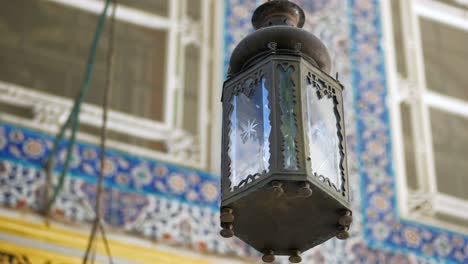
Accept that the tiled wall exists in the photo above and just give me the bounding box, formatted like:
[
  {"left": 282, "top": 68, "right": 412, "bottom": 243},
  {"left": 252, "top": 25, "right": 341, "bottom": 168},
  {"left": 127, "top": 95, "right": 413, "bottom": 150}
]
[{"left": 0, "top": 0, "right": 467, "bottom": 263}]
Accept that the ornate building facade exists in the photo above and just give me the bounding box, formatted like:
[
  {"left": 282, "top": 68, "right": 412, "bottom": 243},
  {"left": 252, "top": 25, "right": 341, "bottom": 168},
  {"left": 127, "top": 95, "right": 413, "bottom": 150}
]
[{"left": 0, "top": 0, "right": 467, "bottom": 263}]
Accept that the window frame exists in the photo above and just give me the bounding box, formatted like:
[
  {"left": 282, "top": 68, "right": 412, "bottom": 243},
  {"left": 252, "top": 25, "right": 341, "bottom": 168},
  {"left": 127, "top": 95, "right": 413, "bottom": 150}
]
[
  {"left": 382, "top": 0, "right": 468, "bottom": 234},
  {"left": 0, "top": 0, "right": 224, "bottom": 171}
]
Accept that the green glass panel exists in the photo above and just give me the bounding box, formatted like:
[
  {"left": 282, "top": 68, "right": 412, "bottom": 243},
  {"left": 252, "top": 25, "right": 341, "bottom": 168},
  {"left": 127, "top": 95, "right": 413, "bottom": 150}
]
[{"left": 277, "top": 64, "right": 298, "bottom": 170}]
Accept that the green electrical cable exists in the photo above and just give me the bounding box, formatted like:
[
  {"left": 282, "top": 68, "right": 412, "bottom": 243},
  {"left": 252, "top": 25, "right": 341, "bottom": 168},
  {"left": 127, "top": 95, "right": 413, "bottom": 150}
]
[{"left": 44, "top": 0, "right": 113, "bottom": 211}]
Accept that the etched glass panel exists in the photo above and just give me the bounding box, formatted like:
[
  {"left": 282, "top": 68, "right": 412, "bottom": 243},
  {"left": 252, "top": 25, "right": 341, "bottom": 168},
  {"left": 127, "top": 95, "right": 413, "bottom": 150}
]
[
  {"left": 305, "top": 77, "right": 342, "bottom": 190},
  {"left": 277, "top": 64, "right": 298, "bottom": 170},
  {"left": 229, "top": 78, "right": 270, "bottom": 189}
]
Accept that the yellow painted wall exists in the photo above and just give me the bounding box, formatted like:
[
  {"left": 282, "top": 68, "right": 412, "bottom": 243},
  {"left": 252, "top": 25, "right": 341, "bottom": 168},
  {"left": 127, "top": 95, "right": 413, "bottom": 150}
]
[{"left": 0, "top": 215, "right": 217, "bottom": 264}]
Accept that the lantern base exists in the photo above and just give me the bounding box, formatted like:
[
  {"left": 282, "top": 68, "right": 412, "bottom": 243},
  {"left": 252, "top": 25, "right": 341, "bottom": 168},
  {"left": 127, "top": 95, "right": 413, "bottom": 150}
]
[{"left": 220, "top": 177, "right": 351, "bottom": 257}]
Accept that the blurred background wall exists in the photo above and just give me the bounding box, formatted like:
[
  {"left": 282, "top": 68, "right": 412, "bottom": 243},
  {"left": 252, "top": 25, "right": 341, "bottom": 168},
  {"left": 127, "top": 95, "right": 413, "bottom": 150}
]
[{"left": 0, "top": 0, "right": 467, "bottom": 263}]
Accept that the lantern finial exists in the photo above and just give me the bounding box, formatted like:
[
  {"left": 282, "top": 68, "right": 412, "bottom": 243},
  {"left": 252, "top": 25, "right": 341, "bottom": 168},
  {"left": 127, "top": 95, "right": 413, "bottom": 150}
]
[
  {"left": 252, "top": 0, "right": 305, "bottom": 29},
  {"left": 229, "top": 0, "right": 331, "bottom": 75}
]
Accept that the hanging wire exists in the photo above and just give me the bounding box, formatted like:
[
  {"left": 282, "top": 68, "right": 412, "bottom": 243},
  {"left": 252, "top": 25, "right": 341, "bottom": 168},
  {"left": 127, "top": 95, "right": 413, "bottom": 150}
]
[
  {"left": 83, "top": 0, "right": 117, "bottom": 262},
  {"left": 84, "top": 222, "right": 99, "bottom": 264},
  {"left": 99, "top": 220, "right": 114, "bottom": 262},
  {"left": 42, "top": 0, "right": 114, "bottom": 214},
  {"left": 90, "top": 241, "right": 98, "bottom": 264}
]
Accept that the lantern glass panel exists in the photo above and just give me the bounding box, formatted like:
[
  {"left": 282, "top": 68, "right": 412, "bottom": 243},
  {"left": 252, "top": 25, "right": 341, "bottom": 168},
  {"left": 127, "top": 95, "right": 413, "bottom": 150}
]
[
  {"left": 277, "top": 64, "right": 298, "bottom": 170},
  {"left": 229, "top": 78, "right": 271, "bottom": 189},
  {"left": 305, "top": 79, "right": 342, "bottom": 190}
]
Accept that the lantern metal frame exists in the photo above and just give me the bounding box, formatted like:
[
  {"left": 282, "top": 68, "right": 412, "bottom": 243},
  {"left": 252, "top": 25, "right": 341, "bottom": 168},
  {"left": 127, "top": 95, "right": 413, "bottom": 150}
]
[{"left": 221, "top": 53, "right": 349, "bottom": 205}]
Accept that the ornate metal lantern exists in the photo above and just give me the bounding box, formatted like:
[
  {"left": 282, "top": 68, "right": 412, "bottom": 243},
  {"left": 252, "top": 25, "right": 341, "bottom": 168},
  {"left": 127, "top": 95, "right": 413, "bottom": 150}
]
[{"left": 220, "top": 0, "right": 352, "bottom": 262}]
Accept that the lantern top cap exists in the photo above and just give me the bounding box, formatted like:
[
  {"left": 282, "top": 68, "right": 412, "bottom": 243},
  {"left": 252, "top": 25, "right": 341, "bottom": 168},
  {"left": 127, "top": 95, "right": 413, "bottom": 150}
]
[
  {"left": 228, "top": 0, "right": 332, "bottom": 76},
  {"left": 252, "top": 0, "right": 305, "bottom": 30}
]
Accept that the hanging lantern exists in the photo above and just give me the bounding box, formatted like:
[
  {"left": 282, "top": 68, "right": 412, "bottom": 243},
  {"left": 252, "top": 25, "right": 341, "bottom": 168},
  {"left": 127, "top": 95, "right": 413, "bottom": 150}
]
[{"left": 220, "top": 0, "right": 352, "bottom": 262}]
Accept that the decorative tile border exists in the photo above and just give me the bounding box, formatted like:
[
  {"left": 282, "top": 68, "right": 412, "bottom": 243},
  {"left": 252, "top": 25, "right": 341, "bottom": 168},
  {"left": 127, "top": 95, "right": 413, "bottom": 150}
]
[{"left": 0, "top": 124, "right": 220, "bottom": 209}]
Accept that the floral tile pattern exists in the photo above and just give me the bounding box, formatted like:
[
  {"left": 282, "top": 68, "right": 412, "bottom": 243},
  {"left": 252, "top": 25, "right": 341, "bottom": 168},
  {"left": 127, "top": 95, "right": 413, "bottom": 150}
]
[
  {"left": 0, "top": 124, "right": 220, "bottom": 209},
  {"left": 0, "top": 158, "right": 257, "bottom": 257}
]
